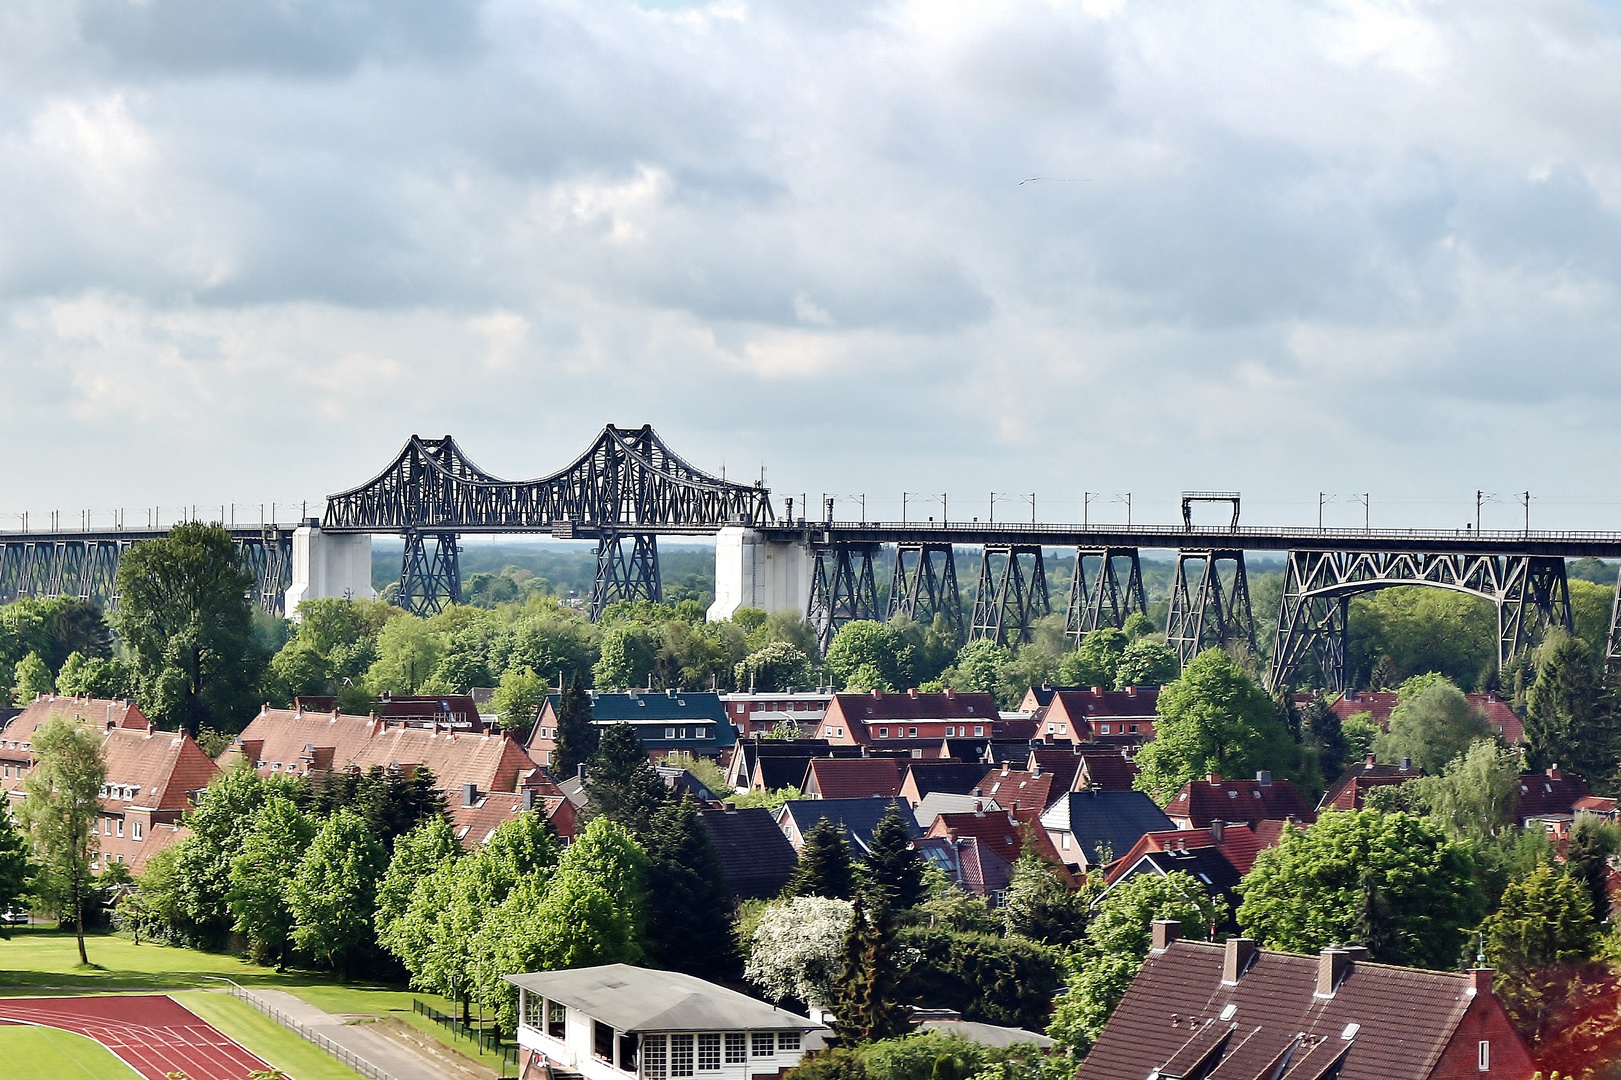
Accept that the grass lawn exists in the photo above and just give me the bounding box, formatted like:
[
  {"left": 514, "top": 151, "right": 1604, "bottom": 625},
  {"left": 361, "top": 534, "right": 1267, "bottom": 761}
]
[
  {"left": 0, "top": 929, "right": 512, "bottom": 1074},
  {"left": 173, "top": 990, "right": 365, "bottom": 1080},
  {"left": 0, "top": 1025, "right": 140, "bottom": 1080}
]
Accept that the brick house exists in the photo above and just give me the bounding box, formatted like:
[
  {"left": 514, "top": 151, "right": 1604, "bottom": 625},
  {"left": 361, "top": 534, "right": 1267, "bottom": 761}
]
[
  {"left": 718, "top": 690, "right": 833, "bottom": 738},
  {"left": 1332, "top": 689, "right": 1526, "bottom": 744},
  {"left": 800, "top": 758, "right": 901, "bottom": 800},
  {"left": 529, "top": 690, "right": 737, "bottom": 766},
  {"left": 1020, "top": 686, "right": 1161, "bottom": 743},
  {"left": 812, "top": 690, "right": 1024, "bottom": 745},
  {"left": 1166, "top": 773, "right": 1317, "bottom": 830},
  {"left": 898, "top": 761, "right": 999, "bottom": 806},
  {"left": 1319, "top": 755, "right": 1425, "bottom": 811},
  {"left": 449, "top": 787, "right": 578, "bottom": 849},
  {"left": 1076, "top": 924, "right": 1536, "bottom": 1080},
  {"left": 1105, "top": 820, "right": 1271, "bottom": 882},
  {"left": 973, "top": 764, "right": 1057, "bottom": 811},
  {"left": 1516, "top": 764, "right": 1590, "bottom": 827}
]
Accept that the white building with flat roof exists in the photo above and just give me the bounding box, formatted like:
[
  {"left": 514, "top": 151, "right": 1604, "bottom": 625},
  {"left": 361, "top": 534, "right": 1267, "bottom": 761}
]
[{"left": 507, "top": 964, "right": 823, "bottom": 1080}]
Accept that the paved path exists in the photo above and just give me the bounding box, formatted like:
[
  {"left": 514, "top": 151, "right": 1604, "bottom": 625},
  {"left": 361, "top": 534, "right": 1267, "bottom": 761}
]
[{"left": 247, "top": 988, "right": 457, "bottom": 1080}]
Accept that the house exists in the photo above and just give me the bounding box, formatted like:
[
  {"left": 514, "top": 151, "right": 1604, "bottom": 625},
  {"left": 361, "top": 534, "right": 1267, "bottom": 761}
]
[
  {"left": 775, "top": 797, "right": 919, "bottom": 853},
  {"left": 529, "top": 690, "right": 737, "bottom": 766},
  {"left": 1574, "top": 795, "right": 1619, "bottom": 822},
  {"left": 912, "top": 792, "right": 1004, "bottom": 830},
  {"left": 1105, "top": 821, "right": 1271, "bottom": 882},
  {"left": 700, "top": 806, "right": 800, "bottom": 900},
  {"left": 1332, "top": 689, "right": 1526, "bottom": 744},
  {"left": 1166, "top": 773, "right": 1317, "bottom": 830},
  {"left": 1516, "top": 764, "right": 1590, "bottom": 826},
  {"left": 898, "top": 761, "right": 995, "bottom": 806},
  {"left": 298, "top": 693, "right": 485, "bottom": 730},
  {"left": 915, "top": 835, "right": 1018, "bottom": 902},
  {"left": 801, "top": 758, "right": 901, "bottom": 800},
  {"left": 508, "top": 964, "right": 822, "bottom": 1080},
  {"left": 1100, "top": 844, "right": 1244, "bottom": 920},
  {"left": 227, "top": 705, "right": 541, "bottom": 797},
  {"left": 1023, "top": 687, "right": 1160, "bottom": 743},
  {"left": 1319, "top": 755, "right": 1424, "bottom": 811},
  {"left": 974, "top": 765, "right": 1057, "bottom": 811},
  {"left": 450, "top": 787, "right": 578, "bottom": 849},
  {"left": 924, "top": 805, "right": 1069, "bottom": 878},
  {"left": 0, "top": 695, "right": 219, "bottom": 874},
  {"left": 1022, "top": 746, "right": 1141, "bottom": 795},
  {"left": 1075, "top": 925, "right": 1536, "bottom": 1080},
  {"left": 719, "top": 690, "right": 834, "bottom": 738},
  {"left": 915, "top": 1020, "right": 1051, "bottom": 1050},
  {"left": 723, "top": 740, "right": 853, "bottom": 793},
  {"left": 814, "top": 690, "right": 1024, "bottom": 745},
  {"left": 1039, "top": 790, "right": 1175, "bottom": 872}
]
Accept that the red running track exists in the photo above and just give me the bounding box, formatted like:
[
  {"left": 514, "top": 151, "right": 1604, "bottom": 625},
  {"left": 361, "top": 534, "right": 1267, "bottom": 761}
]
[{"left": 0, "top": 994, "right": 274, "bottom": 1080}]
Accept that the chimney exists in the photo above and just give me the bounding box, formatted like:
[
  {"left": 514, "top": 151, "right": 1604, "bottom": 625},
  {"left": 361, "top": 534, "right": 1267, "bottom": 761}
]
[
  {"left": 971, "top": 786, "right": 982, "bottom": 797},
  {"left": 522, "top": 788, "right": 537, "bottom": 811},
  {"left": 1222, "top": 938, "right": 1256, "bottom": 985},
  {"left": 462, "top": 783, "right": 479, "bottom": 807},
  {"left": 1207, "top": 773, "right": 1222, "bottom": 785},
  {"left": 1316, "top": 948, "right": 1351, "bottom": 997},
  {"left": 1091, "top": 686, "right": 1102, "bottom": 694},
  {"left": 908, "top": 688, "right": 919, "bottom": 698},
  {"left": 1210, "top": 819, "right": 1224, "bottom": 844},
  {"left": 871, "top": 689, "right": 883, "bottom": 699},
  {"left": 1256, "top": 770, "right": 1272, "bottom": 787},
  {"left": 1342, "top": 945, "right": 1369, "bottom": 961},
  {"left": 1400, "top": 756, "right": 1412, "bottom": 771},
  {"left": 973, "top": 801, "right": 985, "bottom": 817},
  {"left": 667, "top": 688, "right": 677, "bottom": 698},
  {"left": 1468, "top": 968, "right": 1494, "bottom": 997},
  {"left": 1031, "top": 763, "right": 1041, "bottom": 779},
  {"left": 1126, "top": 686, "right": 1137, "bottom": 697},
  {"left": 1151, "top": 919, "right": 1181, "bottom": 953},
  {"left": 1548, "top": 763, "right": 1562, "bottom": 780},
  {"left": 1364, "top": 753, "right": 1376, "bottom": 768}
]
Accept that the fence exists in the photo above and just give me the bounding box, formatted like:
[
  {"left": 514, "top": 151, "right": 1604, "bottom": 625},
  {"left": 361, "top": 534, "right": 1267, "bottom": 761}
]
[
  {"left": 223, "top": 985, "right": 402, "bottom": 1080},
  {"left": 413, "top": 998, "right": 519, "bottom": 1074}
]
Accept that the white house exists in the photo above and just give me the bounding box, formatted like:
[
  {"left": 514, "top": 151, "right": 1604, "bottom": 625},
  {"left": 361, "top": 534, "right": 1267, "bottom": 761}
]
[{"left": 507, "top": 964, "right": 824, "bottom": 1080}]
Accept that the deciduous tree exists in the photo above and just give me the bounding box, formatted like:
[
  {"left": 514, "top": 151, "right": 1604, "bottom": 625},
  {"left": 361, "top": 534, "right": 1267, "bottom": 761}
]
[
  {"left": 0, "top": 803, "right": 33, "bottom": 936},
  {"left": 1112, "top": 638, "right": 1178, "bottom": 689},
  {"left": 20, "top": 717, "right": 106, "bottom": 964},
  {"left": 287, "top": 810, "right": 389, "bottom": 977},
  {"left": 1375, "top": 678, "right": 1491, "bottom": 774},
  {"left": 1058, "top": 629, "right": 1128, "bottom": 689},
  {"left": 489, "top": 666, "right": 545, "bottom": 733},
  {"left": 735, "top": 641, "right": 815, "bottom": 693},
  {"left": 825, "top": 622, "right": 913, "bottom": 693},
  {"left": 227, "top": 796, "right": 317, "bottom": 969},
  {"left": 374, "top": 815, "right": 461, "bottom": 947},
  {"left": 744, "top": 895, "right": 854, "bottom": 1008}
]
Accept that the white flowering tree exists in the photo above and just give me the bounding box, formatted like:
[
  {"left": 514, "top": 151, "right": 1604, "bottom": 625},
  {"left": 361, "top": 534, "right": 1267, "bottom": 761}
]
[{"left": 743, "top": 895, "right": 854, "bottom": 1008}]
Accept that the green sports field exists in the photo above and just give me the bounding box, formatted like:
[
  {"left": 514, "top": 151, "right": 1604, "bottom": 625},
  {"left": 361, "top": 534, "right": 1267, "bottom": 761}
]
[{"left": 0, "top": 1025, "right": 140, "bottom": 1080}]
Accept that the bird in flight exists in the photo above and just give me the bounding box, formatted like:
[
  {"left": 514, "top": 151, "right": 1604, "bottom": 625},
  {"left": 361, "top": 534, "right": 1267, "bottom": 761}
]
[{"left": 1020, "top": 176, "right": 1091, "bottom": 184}]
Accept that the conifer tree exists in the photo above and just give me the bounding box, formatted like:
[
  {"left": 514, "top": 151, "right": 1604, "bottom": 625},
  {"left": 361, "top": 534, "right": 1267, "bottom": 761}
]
[
  {"left": 642, "top": 795, "right": 738, "bottom": 980},
  {"left": 860, "top": 806, "right": 926, "bottom": 910},
  {"left": 1565, "top": 815, "right": 1617, "bottom": 926},
  {"left": 834, "top": 892, "right": 908, "bottom": 1043},
  {"left": 585, "top": 723, "right": 668, "bottom": 834},
  {"left": 553, "top": 676, "right": 599, "bottom": 777},
  {"left": 785, "top": 818, "right": 855, "bottom": 900},
  {"left": 1526, "top": 632, "right": 1613, "bottom": 785}
]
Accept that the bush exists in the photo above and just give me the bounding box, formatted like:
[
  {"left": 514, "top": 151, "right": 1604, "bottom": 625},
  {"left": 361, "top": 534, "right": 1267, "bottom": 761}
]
[
  {"left": 895, "top": 926, "right": 1061, "bottom": 1030},
  {"left": 860, "top": 1033, "right": 991, "bottom": 1080},
  {"left": 788, "top": 1049, "right": 872, "bottom": 1080}
]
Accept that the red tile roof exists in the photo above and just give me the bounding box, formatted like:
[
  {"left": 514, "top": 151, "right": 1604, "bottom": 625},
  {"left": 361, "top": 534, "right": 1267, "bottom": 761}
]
[
  {"left": 1516, "top": 765, "right": 1591, "bottom": 820},
  {"left": 1332, "top": 691, "right": 1525, "bottom": 743},
  {"left": 1105, "top": 822, "right": 1270, "bottom": 882},
  {"left": 974, "top": 766, "right": 1056, "bottom": 811},
  {"left": 925, "top": 805, "right": 1068, "bottom": 877},
  {"left": 448, "top": 792, "right": 575, "bottom": 849},
  {"left": 802, "top": 758, "right": 902, "bottom": 800},
  {"left": 1075, "top": 939, "right": 1536, "bottom": 1080},
  {"left": 102, "top": 728, "right": 221, "bottom": 814},
  {"left": 1167, "top": 775, "right": 1317, "bottom": 829},
  {"left": 1319, "top": 756, "right": 1425, "bottom": 811}
]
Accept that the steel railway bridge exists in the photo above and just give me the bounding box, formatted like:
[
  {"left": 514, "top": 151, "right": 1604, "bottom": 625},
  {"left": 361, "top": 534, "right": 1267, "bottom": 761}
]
[{"left": 6, "top": 426, "right": 1621, "bottom": 691}]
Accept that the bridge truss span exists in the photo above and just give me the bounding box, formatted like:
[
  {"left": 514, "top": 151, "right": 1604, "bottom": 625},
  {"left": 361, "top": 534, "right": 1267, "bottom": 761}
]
[{"left": 1267, "top": 549, "right": 1574, "bottom": 692}]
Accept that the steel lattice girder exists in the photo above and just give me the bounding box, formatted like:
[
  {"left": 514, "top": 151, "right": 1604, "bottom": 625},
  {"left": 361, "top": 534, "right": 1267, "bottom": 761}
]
[
  {"left": 1264, "top": 549, "right": 1575, "bottom": 691},
  {"left": 1166, "top": 550, "right": 1256, "bottom": 671},
  {"left": 808, "top": 543, "right": 882, "bottom": 653},
  {"left": 1066, "top": 547, "right": 1148, "bottom": 639},
  {"left": 399, "top": 531, "right": 462, "bottom": 617},
  {"left": 969, "top": 545, "right": 1051, "bottom": 646},
  {"left": 592, "top": 533, "right": 663, "bottom": 619},
  {"left": 885, "top": 543, "right": 963, "bottom": 643},
  {"left": 323, "top": 426, "right": 774, "bottom": 534}
]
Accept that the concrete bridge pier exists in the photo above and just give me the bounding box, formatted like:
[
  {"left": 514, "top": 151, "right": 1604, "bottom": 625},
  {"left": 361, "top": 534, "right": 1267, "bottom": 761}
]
[
  {"left": 285, "top": 524, "right": 376, "bottom": 617},
  {"left": 708, "top": 526, "right": 813, "bottom": 623}
]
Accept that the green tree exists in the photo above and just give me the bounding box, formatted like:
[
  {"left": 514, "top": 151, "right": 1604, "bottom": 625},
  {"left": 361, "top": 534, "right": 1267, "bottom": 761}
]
[
  {"left": 1375, "top": 678, "right": 1491, "bottom": 774},
  {"left": 642, "top": 795, "right": 738, "bottom": 980},
  {"left": 1525, "top": 632, "right": 1613, "bottom": 784},
  {"left": 227, "top": 796, "right": 317, "bottom": 969},
  {"left": 1000, "top": 849, "right": 1085, "bottom": 946},
  {"left": 1564, "top": 815, "right": 1618, "bottom": 927},
  {"left": 1236, "top": 809, "right": 1485, "bottom": 969},
  {"left": 1122, "top": 612, "right": 1156, "bottom": 641},
  {"left": 12, "top": 652, "right": 54, "bottom": 701},
  {"left": 947, "top": 639, "right": 1012, "bottom": 697},
  {"left": 113, "top": 523, "right": 266, "bottom": 736},
  {"left": 593, "top": 624, "right": 662, "bottom": 690},
  {"left": 287, "top": 810, "right": 389, "bottom": 977},
  {"left": 1058, "top": 629, "right": 1128, "bottom": 688},
  {"left": 786, "top": 818, "right": 857, "bottom": 900},
  {"left": 490, "top": 666, "right": 545, "bottom": 732},
  {"left": 1112, "top": 638, "right": 1179, "bottom": 689},
  {"left": 835, "top": 892, "right": 909, "bottom": 1043},
  {"left": 1406, "top": 739, "right": 1520, "bottom": 840},
  {"left": 19, "top": 717, "right": 106, "bottom": 964},
  {"left": 1301, "top": 696, "right": 1350, "bottom": 784},
  {"left": 552, "top": 677, "right": 598, "bottom": 777},
  {"left": 860, "top": 806, "right": 927, "bottom": 911},
  {"left": 744, "top": 895, "right": 854, "bottom": 1008},
  {"left": 366, "top": 615, "right": 445, "bottom": 695},
  {"left": 1483, "top": 864, "right": 1600, "bottom": 1040},
  {"left": 1133, "top": 649, "right": 1298, "bottom": 802},
  {"left": 1047, "top": 872, "right": 1221, "bottom": 1065},
  {"left": 0, "top": 803, "right": 33, "bottom": 935},
  {"left": 736, "top": 641, "right": 816, "bottom": 692},
  {"left": 374, "top": 815, "right": 461, "bottom": 946},
  {"left": 826, "top": 622, "right": 913, "bottom": 693},
  {"left": 585, "top": 723, "right": 669, "bottom": 833},
  {"left": 54, "top": 652, "right": 130, "bottom": 699},
  {"left": 1347, "top": 588, "right": 1496, "bottom": 690}
]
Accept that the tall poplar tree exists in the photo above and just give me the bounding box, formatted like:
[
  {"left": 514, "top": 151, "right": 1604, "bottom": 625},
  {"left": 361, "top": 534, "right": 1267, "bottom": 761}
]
[{"left": 20, "top": 717, "right": 106, "bottom": 964}]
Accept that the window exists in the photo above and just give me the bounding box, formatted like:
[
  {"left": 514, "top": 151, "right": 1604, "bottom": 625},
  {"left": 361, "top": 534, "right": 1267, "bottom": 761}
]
[
  {"left": 752, "top": 1033, "right": 775, "bottom": 1057},
  {"left": 879, "top": 728, "right": 888, "bottom": 738},
  {"left": 1129, "top": 723, "right": 1139, "bottom": 734},
  {"left": 102, "top": 818, "right": 109, "bottom": 836},
  {"left": 116, "top": 819, "right": 123, "bottom": 837},
  {"left": 1478, "top": 1041, "right": 1490, "bottom": 1071},
  {"left": 778, "top": 1033, "right": 800, "bottom": 1053},
  {"left": 645, "top": 1035, "right": 668, "bottom": 1079},
  {"left": 620, "top": 1034, "right": 639, "bottom": 1072},
  {"left": 945, "top": 726, "right": 955, "bottom": 737},
  {"left": 548, "top": 1000, "right": 566, "bottom": 1039},
  {"left": 132, "top": 821, "right": 142, "bottom": 841},
  {"left": 666, "top": 727, "right": 676, "bottom": 739},
  {"left": 595, "top": 1021, "right": 616, "bottom": 1061},
  {"left": 698, "top": 1034, "right": 721, "bottom": 1070},
  {"left": 1061, "top": 833, "right": 1071, "bottom": 850},
  {"left": 974, "top": 726, "right": 984, "bottom": 737},
  {"left": 522, "top": 992, "right": 544, "bottom": 1031},
  {"left": 671, "top": 1034, "right": 695, "bottom": 1077},
  {"left": 1045, "top": 725, "right": 1054, "bottom": 735},
  {"left": 725, "top": 1034, "right": 747, "bottom": 1064},
  {"left": 1058, "top": 725, "right": 1067, "bottom": 735},
  {"left": 908, "top": 727, "right": 917, "bottom": 738}
]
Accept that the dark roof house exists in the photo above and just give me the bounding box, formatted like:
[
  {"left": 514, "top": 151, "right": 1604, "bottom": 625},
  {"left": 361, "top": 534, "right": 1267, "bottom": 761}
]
[
  {"left": 700, "top": 806, "right": 800, "bottom": 900},
  {"left": 1167, "top": 773, "right": 1317, "bottom": 830},
  {"left": 899, "top": 761, "right": 997, "bottom": 806},
  {"left": 1039, "top": 789, "right": 1175, "bottom": 872},
  {"left": 775, "top": 797, "right": 919, "bottom": 853},
  {"left": 801, "top": 757, "right": 901, "bottom": 800}
]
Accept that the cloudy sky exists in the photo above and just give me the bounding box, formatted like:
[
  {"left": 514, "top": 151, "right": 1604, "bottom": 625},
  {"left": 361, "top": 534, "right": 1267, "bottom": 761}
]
[{"left": 4, "top": 0, "right": 1621, "bottom": 532}]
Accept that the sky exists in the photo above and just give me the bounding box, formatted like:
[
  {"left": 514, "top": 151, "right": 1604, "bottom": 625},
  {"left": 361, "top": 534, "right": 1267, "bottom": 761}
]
[{"left": 4, "top": 0, "right": 1621, "bottom": 533}]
